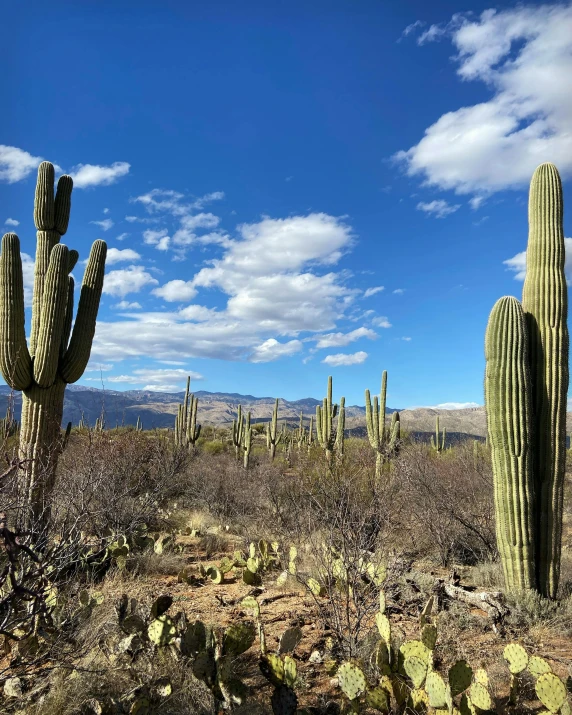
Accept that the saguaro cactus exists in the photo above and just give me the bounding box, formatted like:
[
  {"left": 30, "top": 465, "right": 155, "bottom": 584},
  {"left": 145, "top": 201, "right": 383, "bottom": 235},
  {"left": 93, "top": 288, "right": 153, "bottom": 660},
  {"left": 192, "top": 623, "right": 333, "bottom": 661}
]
[
  {"left": 315, "top": 376, "right": 345, "bottom": 462},
  {"left": 430, "top": 416, "right": 446, "bottom": 453},
  {"left": 365, "top": 370, "right": 400, "bottom": 476},
  {"left": 0, "top": 162, "right": 107, "bottom": 531},
  {"left": 175, "top": 376, "right": 201, "bottom": 449},
  {"left": 485, "top": 163, "right": 569, "bottom": 597},
  {"left": 485, "top": 296, "right": 536, "bottom": 590},
  {"left": 266, "top": 398, "right": 282, "bottom": 460}
]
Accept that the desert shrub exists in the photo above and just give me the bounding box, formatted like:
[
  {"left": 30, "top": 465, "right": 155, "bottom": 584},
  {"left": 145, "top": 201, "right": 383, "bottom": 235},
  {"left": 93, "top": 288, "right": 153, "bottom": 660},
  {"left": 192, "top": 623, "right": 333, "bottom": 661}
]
[{"left": 395, "top": 440, "right": 496, "bottom": 566}]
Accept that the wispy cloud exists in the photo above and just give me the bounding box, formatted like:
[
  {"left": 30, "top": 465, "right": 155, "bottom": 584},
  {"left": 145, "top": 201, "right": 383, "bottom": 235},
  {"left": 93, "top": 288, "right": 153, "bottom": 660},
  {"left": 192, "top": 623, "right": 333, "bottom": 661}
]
[
  {"left": 112, "top": 300, "right": 142, "bottom": 310},
  {"left": 363, "top": 285, "right": 384, "bottom": 298},
  {"left": 91, "top": 218, "right": 114, "bottom": 231},
  {"left": 314, "top": 327, "right": 377, "bottom": 349},
  {"left": 416, "top": 200, "right": 460, "bottom": 218}
]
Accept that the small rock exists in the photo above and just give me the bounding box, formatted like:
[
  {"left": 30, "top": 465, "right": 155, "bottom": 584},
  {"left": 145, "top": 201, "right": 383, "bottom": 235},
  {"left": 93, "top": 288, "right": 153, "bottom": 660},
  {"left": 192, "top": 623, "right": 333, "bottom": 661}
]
[
  {"left": 309, "top": 650, "right": 322, "bottom": 664},
  {"left": 4, "top": 677, "right": 23, "bottom": 699}
]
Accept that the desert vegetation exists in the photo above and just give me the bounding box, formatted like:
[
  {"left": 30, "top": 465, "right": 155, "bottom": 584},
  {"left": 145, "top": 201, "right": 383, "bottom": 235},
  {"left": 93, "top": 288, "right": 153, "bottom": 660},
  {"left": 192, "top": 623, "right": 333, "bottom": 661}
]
[{"left": 0, "top": 163, "right": 571, "bottom": 714}]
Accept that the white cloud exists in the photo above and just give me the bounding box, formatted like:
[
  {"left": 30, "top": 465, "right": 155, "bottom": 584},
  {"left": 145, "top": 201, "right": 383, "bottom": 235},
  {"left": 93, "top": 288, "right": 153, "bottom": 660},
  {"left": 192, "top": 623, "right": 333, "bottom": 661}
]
[
  {"left": 400, "top": 19, "right": 426, "bottom": 40},
  {"left": 91, "top": 218, "right": 114, "bottom": 231},
  {"left": 322, "top": 351, "right": 368, "bottom": 367},
  {"left": 143, "top": 228, "right": 171, "bottom": 251},
  {"left": 103, "top": 208, "right": 110, "bottom": 214},
  {"left": 4, "top": 218, "right": 19, "bottom": 226},
  {"left": 504, "top": 238, "right": 572, "bottom": 281},
  {"left": 112, "top": 300, "right": 142, "bottom": 310},
  {"left": 22, "top": 253, "right": 34, "bottom": 307},
  {"left": 393, "top": 288, "right": 405, "bottom": 294},
  {"left": 395, "top": 5, "right": 572, "bottom": 196},
  {"left": 372, "top": 316, "right": 392, "bottom": 328},
  {"left": 152, "top": 280, "right": 197, "bottom": 302},
  {"left": 249, "top": 338, "right": 303, "bottom": 363},
  {"left": 103, "top": 265, "right": 159, "bottom": 297},
  {"left": 315, "top": 327, "right": 377, "bottom": 349},
  {"left": 416, "top": 200, "right": 460, "bottom": 218},
  {"left": 177, "top": 304, "right": 219, "bottom": 321},
  {"left": 469, "top": 196, "right": 486, "bottom": 210},
  {"left": 363, "top": 286, "right": 384, "bottom": 298},
  {"left": 106, "top": 248, "right": 142, "bottom": 265},
  {"left": 0, "top": 145, "right": 43, "bottom": 183},
  {"left": 87, "top": 367, "right": 203, "bottom": 392},
  {"left": 402, "top": 336, "right": 412, "bottom": 341},
  {"left": 116, "top": 233, "right": 130, "bottom": 241},
  {"left": 85, "top": 362, "right": 114, "bottom": 372},
  {"left": 70, "top": 161, "right": 130, "bottom": 188},
  {"left": 407, "top": 401, "right": 481, "bottom": 410}
]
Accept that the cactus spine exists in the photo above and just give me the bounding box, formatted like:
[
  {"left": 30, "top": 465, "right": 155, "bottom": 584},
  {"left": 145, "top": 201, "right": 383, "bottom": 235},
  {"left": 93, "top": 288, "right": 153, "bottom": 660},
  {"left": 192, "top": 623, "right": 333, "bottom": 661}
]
[
  {"left": 485, "top": 297, "right": 536, "bottom": 590},
  {"left": 0, "top": 163, "right": 106, "bottom": 532},
  {"left": 315, "top": 376, "right": 345, "bottom": 462},
  {"left": 365, "top": 370, "right": 400, "bottom": 475},
  {"left": 266, "top": 398, "right": 282, "bottom": 460},
  {"left": 485, "top": 164, "right": 569, "bottom": 597}
]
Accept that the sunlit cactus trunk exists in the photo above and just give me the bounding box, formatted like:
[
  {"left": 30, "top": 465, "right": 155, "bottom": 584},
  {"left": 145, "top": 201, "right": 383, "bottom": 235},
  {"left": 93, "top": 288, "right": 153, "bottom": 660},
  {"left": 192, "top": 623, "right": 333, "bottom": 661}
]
[
  {"left": 484, "top": 163, "right": 569, "bottom": 598},
  {"left": 522, "top": 163, "right": 569, "bottom": 599},
  {"left": 0, "top": 162, "right": 107, "bottom": 536}
]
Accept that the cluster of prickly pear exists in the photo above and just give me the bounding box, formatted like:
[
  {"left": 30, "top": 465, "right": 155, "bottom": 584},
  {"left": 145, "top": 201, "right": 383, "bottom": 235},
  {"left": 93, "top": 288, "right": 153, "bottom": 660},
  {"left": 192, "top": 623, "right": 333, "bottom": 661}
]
[
  {"left": 502, "top": 643, "right": 570, "bottom": 714},
  {"left": 365, "top": 371, "right": 401, "bottom": 476},
  {"left": 316, "top": 376, "right": 345, "bottom": 463},
  {"left": 430, "top": 415, "right": 446, "bottom": 453},
  {"left": 239, "top": 540, "right": 281, "bottom": 585},
  {"left": 174, "top": 376, "right": 201, "bottom": 449}
]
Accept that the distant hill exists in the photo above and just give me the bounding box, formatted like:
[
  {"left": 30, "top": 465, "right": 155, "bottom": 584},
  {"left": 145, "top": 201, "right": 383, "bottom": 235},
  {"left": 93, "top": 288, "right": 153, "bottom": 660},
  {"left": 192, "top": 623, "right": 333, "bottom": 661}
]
[{"left": 1, "top": 384, "right": 570, "bottom": 441}]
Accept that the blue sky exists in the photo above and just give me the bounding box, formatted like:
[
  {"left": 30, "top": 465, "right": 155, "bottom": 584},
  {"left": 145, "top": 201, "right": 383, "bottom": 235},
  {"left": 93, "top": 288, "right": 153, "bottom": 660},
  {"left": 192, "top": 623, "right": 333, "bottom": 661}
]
[{"left": 2, "top": 0, "right": 571, "bottom": 408}]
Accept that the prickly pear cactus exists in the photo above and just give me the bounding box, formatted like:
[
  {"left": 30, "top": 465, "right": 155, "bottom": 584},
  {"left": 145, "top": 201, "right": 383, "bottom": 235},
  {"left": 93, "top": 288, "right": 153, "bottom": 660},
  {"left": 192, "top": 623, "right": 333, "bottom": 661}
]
[
  {"left": 535, "top": 673, "right": 567, "bottom": 713},
  {"left": 503, "top": 643, "right": 529, "bottom": 674},
  {"left": 147, "top": 614, "right": 177, "bottom": 646},
  {"left": 337, "top": 662, "right": 367, "bottom": 701}
]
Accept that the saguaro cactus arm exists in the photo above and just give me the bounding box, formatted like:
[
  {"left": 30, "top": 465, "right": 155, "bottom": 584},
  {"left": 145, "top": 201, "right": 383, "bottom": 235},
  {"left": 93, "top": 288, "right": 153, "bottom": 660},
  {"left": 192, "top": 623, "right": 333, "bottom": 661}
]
[
  {"left": 0, "top": 233, "right": 32, "bottom": 390},
  {"left": 60, "top": 239, "right": 107, "bottom": 383}
]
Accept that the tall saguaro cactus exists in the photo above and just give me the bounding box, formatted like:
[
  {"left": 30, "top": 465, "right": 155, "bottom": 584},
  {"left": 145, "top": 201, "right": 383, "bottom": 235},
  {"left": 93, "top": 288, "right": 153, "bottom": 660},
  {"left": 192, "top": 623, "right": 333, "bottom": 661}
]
[
  {"left": 485, "top": 163, "right": 569, "bottom": 598},
  {"left": 365, "top": 370, "right": 400, "bottom": 476},
  {"left": 266, "top": 398, "right": 282, "bottom": 460},
  {"left": 0, "top": 162, "right": 107, "bottom": 531},
  {"left": 175, "top": 376, "right": 201, "bottom": 449},
  {"left": 316, "top": 376, "right": 345, "bottom": 462}
]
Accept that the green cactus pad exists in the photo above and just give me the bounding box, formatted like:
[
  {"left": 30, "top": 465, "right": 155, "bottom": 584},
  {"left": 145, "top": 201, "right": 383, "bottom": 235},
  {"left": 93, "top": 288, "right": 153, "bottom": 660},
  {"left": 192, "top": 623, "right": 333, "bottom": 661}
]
[
  {"left": 207, "top": 566, "right": 223, "bottom": 584},
  {"left": 242, "top": 567, "right": 262, "bottom": 586},
  {"left": 261, "top": 654, "right": 285, "bottom": 686},
  {"left": 460, "top": 693, "right": 477, "bottom": 715},
  {"left": 219, "top": 557, "right": 234, "bottom": 574},
  {"left": 399, "top": 639, "right": 432, "bottom": 668},
  {"left": 129, "top": 698, "right": 150, "bottom": 715},
  {"left": 153, "top": 678, "right": 173, "bottom": 698},
  {"left": 421, "top": 623, "right": 438, "bottom": 650},
  {"left": 249, "top": 542, "right": 256, "bottom": 558},
  {"left": 376, "top": 613, "right": 391, "bottom": 644},
  {"left": 474, "top": 669, "right": 489, "bottom": 687},
  {"left": 366, "top": 561, "right": 387, "bottom": 586},
  {"left": 337, "top": 662, "right": 366, "bottom": 701},
  {"left": 283, "top": 655, "right": 297, "bottom": 688},
  {"left": 449, "top": 660, "right": 473, "bottom": 696},
  {"left": 535, "top": 673, "right": 567, "bottom": 713},
  {"left": 503, "top": 643, "right": 529, "bottom": 674},
  {"left": 278, "top": 626, "right": 303, "bottom": 654},
  {"left": 374, "top": 640, "right": 391, "bottom": 675},
  {"left": 271, "top": 685, "right": 298, "bottom": 715},
  {"left": 148, "top": 615, "right": 177, "bottom": 646},
  {"left": 121, "top": 614, "right": 146, "bottom": 635},
  {"left": 180, "top": 620, "right": 207, "bottom": 657},
  {"left": 192, "top": 649, "right": 216, "bottom": 684},
  {"left": 247, "top": 557, "right": 259, "bottom": 573},
  {"left": 307, "top": 578, "right": 325, "bottom": 596},
  {"left": 224, "top": 622, "right": 256, "bottom": 656},
  {"left": 404, "top": 655, "right": 428, "bottom": 688},
  {"left": 241, "top": 596, "right": 260, "bottom": 617},
  {"left": 366, "top": 685, "right": 390, "bottom": 712},
  {"left": 528, "top": 656, "right": 552, "bottom": 677},
  {"left": 150, "top": 595, "right": 173, "bottom": 618},
  {"left": 469, "top": 682, "right": 493, "bottom": 711},
  {"left": 426, "top": 671, "right": 449, "bottom": 709}
]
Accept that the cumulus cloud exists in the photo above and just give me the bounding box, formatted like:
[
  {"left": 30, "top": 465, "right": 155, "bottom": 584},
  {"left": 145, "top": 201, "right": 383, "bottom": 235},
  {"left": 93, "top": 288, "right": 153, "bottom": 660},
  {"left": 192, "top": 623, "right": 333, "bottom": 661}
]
[
  {"left": 407, "top": 401, "right": 481, "bottom": 410},
  {"left": 112, "top": 300, "right": 142, "bottom": 310},
  {"left": 91, "top": 219, "right": 114, "bottom": 231},
  {"left": 70, "top": 161, "right": 130, "bottom": 188},
  {"left": 103, "top": 266, "right": 159, "bottom": 297},
  {"left": 152, "top": 280, "right": 197, "bottom": 302},
  {"left": 416, "top": 200, "right": 460, "bottom": 218},
  {"left": 4, "top": 218, "right": 19, "bottom": 226},
  {"left": 0, "top": 145, "right": 44, "bottom": 183},
  {"left": 314, "top": 327, "right": 377, "bottom": 349},
  {"left": 106, "top": 248, "right": 142, "bottom": 265},
  {"left": 504, "top": 238, "right": 572, "bottom": 281},
  {"left": 363, "top": 286, "right": 384, "bottom": 298},
  {"left": 372, "top": 316, "right": 392, "bottom": 328},
  {"left": 322, "top": 351, "right": 368, "bottom": 366},
  {"left": 249, "top": 338, "right": 303, "bottom": 363},
  {"left": 143, "top": 228, "right": 171, "bottom": 251},
  {"left": 395, "top": 5, "right": 572, "bottom": 196}
]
